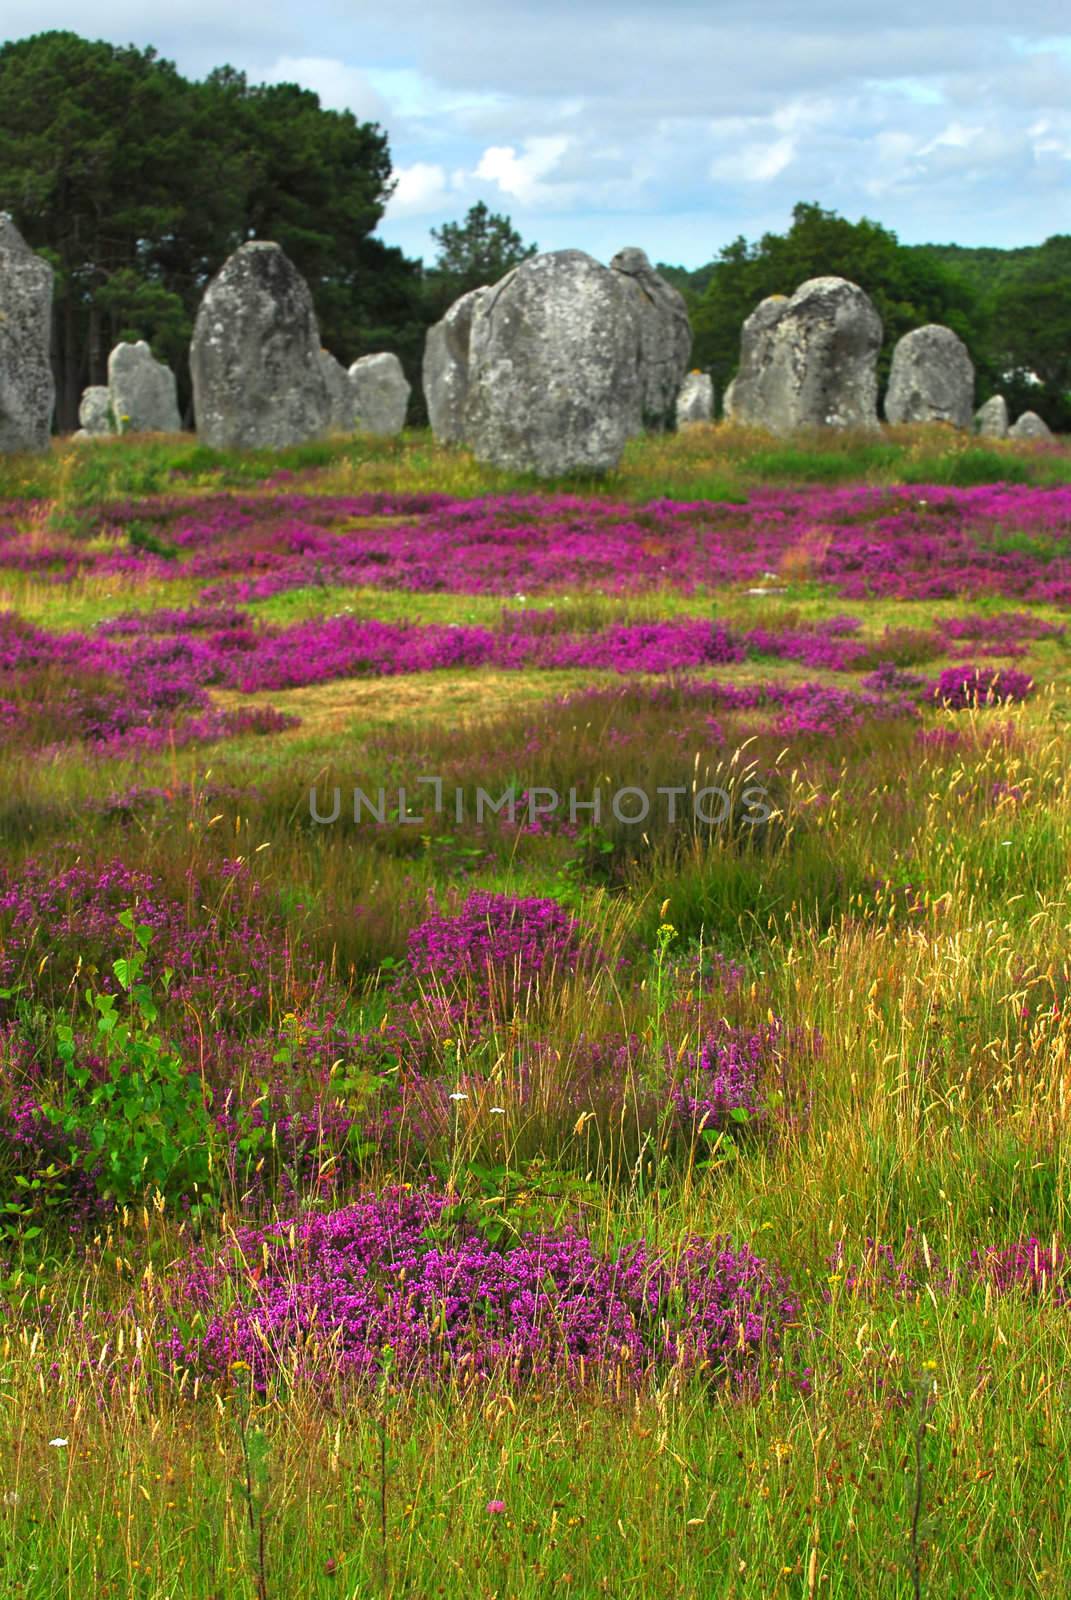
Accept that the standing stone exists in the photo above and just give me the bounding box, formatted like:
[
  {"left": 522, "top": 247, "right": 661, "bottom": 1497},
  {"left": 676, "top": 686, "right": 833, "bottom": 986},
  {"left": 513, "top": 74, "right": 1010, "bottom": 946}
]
[
  {"left": 722, "top": 296, "right": 788, "bottom": 422},
  {"left": 610, "top": 247, "right": 692, "bottom": 431},
  {"left": 464, "top": 249, "right": 643, "bottom": 477},
  {"left": 884, "top": 324, "right": 974, "bottom": 427},
  {"left": 348, "top": 353, "right": 410, "bottom": 436},
  {"left": 0, "top": 215, "right": 55, "bottom": 453},
  {"left": 676, "top": 371, "right": 714, "bottom": 425},
  {"left": 723, "top": 278, "right": 881, "bottom": 434},
  {"left": 108, "top": 340, "right": 181, "bottom": 434},
  {"left": 423, "top": 286, "right": 490, "bottom": 445},
  {"left": 974, "top": 394, "right": 1009, "bottom": 439},
  {"left": 78, "top": 386, "right": 116, "bottom": 436},
  {"left": 320, "top": 350, "right": 356, "bottom": 432},
  {"left": 190, "top": 241, "right": 330, "bottom": 450},
  {"left": 1009, "top": 410, "right": 1053, "bottom": 441}
]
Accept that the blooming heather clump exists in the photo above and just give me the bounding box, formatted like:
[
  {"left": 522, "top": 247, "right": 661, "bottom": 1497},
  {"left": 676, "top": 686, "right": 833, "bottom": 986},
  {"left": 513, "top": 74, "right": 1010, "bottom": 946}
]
[
  {"left": 158, "top": 1189, "right": 797, "bottom": 1391},
  {"left": 828, "top": 1235, "right": 1070, "bottom": 1304},
  {"left": 407, "top": 892, "right": 588, "bottom": 1001},
  {"left": 929, "top": 665, "right": 1034, "bottom": 709},
  {"left": 966, "top": 1238, "right": 1069, "bottom": 1302},
  {"left": 672, "top": 1019, "right": 814, "bottom": 1137}
]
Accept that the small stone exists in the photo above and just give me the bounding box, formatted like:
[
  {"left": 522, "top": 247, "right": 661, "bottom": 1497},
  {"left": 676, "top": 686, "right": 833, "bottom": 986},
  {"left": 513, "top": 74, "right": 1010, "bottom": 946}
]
[
  {"left": 1009, "top": 410, "right": 1052, "bottom": 441},
  {"left": 348, "top": 352, "right": 410, "bottom": 436},
  {"left": 676, "top": 371, "right": 714, "bottom": 425},
  {"left": 108, "top": 340, "right": 181, "bottom": 434},
  {"left": 78, "top": 385, "right": 116, "bottom": 436},
  {"left": 973, "top": 394, "right": 1009, "bottom": 439},
  {"left": 320, "top": 349, "right": 356, "bottom": 432}
]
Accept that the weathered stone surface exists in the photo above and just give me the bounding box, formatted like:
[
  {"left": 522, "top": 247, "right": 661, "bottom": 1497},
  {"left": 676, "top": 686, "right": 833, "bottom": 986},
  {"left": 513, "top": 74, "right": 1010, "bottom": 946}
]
[
  {"left": 1009, "top": 409, "right": 1052, "bottom": 440},
  {"left": 108, "top": 340, "right": 181, "bottom": 434},
  {"left": 78, "top": 385, "right": 116, "bottom": 436},
  {"left": 610, "top": 247, "right": 692, "bottom": 431},
  {"left": 884, "top": 324, "right": 974, "bottom": 427},
  {"left": 348, "top": 352, "right": 410, "bottom": 436},
  {"left": 190, "top": 241, "right": 330, "bottom": 450},
  {"left": 722, "top": 295, "right": 789, "bottom": 421},
  {"left": 0, "top": 214, "right": 55, "bottom": 453},
  {"left": 423, "top": 286, "right": 490, "bottom": 445},
  {"left": 974, "top": 394, "right": 1009, "bottom": 438},
  {"left": 723, "top": 278, "right": 881, "bottom": 434},
  {"left": 320, "top": 349, "right": 356, "bottom": 432},
  {"left": 464, "top": 249, "right": 643, "bottom": 477},
  {"left": 676, "top": 371, "right": 714, "bottom": 425}
]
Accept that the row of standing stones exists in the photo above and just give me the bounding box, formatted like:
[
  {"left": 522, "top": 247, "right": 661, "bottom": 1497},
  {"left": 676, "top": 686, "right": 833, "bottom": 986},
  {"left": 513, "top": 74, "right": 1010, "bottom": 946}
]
[{"left": 0, "top": 213, "right": 1057, "bottom": 474}]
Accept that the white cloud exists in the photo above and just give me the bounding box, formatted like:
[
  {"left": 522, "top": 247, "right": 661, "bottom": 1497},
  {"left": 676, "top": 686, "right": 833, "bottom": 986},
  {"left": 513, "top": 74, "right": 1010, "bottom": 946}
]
[
  {"left": 260, "top": 55, "right": 387, "bottom": 119},
  {"left": 384, "top": 162, "right": 455, "bottom": 218},
  {"left": 474, "top": 136, "right": 571, "bottom": 203},
  {"left": 710, "top": 136, "right": 796, "bottom": 184}
]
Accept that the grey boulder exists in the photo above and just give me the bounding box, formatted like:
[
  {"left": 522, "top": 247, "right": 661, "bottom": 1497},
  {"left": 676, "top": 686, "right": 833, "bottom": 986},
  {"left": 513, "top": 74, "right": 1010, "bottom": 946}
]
[
  {"left": 108, "top": 340, "right": 181, "bottom": 434},
  {"left": 464, "top": 249, "right": 643, "bottom": 477},
  {"left": 348, "top": 352, "right": 410, "bottom": 436},
  {"left": 321, "top": 350, "right": 357, "bottom": 432},
  {"left": 724, "top": 278, "right": 881, "bottom": 434},
  {"left": 0, "top": 214, "right": 55, "bottom": 454},
  {"left": 423, "top": 286, "right": 490, "bottom": 446},
  {"left": 190, "top": 241, "right": 330, "bottom": 450},
  {"left": 884, "top": 324, "right": 974, "bottom": 427},
  {"left": 676, "top": 371, "right": 714, "bottom": 425},
  {"left": 78, "top": 385, "right": 116, "bottom": 436},
  {"left": 1009, "top": 410, "right": 1052, "bottom": 440},
  {"left": 974, "top": 394, "right": 1009, "bottom": 439},
  {"left": 610, "top": 247, "right": 692, "bottom": 432}
]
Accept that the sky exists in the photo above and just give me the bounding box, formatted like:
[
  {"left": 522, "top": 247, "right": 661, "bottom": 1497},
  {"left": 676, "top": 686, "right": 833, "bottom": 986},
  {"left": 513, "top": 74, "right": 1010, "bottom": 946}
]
[{"left": 3, "top": 2, "right": 1070, "bottom": 269}]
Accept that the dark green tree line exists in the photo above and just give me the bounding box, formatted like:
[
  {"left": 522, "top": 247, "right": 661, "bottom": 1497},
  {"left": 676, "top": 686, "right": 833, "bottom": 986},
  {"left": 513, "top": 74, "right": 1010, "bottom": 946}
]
[{"left": 0, "top": 31, "right": 425, "bottom": 428}]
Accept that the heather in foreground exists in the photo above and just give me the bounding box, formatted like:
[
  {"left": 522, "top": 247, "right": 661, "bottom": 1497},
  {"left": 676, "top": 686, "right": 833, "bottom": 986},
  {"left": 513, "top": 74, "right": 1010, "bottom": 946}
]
[{"left": 2, "top": 425, "right": 1071, "bottom": 1598}]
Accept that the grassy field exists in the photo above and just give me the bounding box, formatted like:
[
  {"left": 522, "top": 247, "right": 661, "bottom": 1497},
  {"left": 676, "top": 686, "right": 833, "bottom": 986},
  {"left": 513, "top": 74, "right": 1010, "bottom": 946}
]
[{"left": 2, "top": 421, "right": 1071, "bottom": 1597}]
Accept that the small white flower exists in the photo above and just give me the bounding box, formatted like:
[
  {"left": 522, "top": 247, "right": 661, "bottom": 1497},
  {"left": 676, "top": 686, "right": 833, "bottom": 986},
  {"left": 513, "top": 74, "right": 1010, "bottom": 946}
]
[
  {"left": 48, "top": 1438, "right": 68, "bottom": 1448},
  {"left": 449, "top": 1092, "right": 469, "bottom": 1102},
  {"left": 490, "top": 1106, "right": 506, "bottom": 1115},
  {"left": 3, "top": 1490, "right": 19, "bottom": 1505}
]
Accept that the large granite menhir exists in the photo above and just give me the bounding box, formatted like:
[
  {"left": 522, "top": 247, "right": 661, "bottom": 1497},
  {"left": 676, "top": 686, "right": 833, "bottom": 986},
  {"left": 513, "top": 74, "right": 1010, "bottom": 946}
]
[
  {"left": 191, "top": 241, "right": 330, "bottom": 450},
  {"left": 884, "top": 324, "right": 974, "bottom": 427},
  {"left": 423, "top": 286, "right": 490, "bottom": 446},
  {"left": 610, "top": 246, "right": 692, "bottom": 432},
  {"left": 0, "top": 214, "right": 55, "bottom": 454},
  {"left": 724, "top": 277, "right": 882, "bottom": 434},
  {"left": 463, "top": 249, "right": 643, "bottom": 477}
]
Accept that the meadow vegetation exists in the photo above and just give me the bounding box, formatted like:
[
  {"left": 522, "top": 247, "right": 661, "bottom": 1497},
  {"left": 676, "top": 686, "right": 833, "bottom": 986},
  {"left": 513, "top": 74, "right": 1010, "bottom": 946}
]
[{"left": 2, "top": 422, "right": 1071, "bottom": 1597}]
